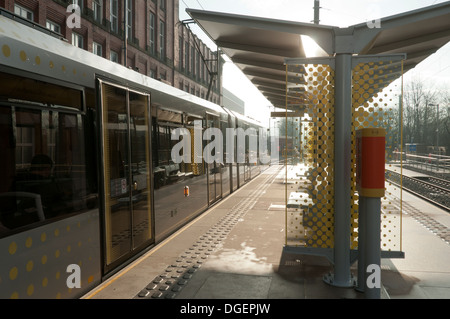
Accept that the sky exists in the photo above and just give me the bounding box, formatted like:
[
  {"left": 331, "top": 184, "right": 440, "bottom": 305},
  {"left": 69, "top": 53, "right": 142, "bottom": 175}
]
[{"left": 178, "top": 0, "right": 450, "bottom": 125}]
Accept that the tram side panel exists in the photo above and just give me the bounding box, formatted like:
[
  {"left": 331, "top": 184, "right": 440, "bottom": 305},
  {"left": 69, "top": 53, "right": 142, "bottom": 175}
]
[
  {"left": 0, "top": 71, "right": 101, "bottom": 299},
  {"left": 0, "top": 11, "right": 266, "bottom": 299},
  {"left": 0, "top": 210, "right": 101, "bottom": 299}
]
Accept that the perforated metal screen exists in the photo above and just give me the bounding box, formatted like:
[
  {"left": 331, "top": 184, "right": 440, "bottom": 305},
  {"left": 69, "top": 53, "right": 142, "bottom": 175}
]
[
  {"left": 351, "top": 61, "right": 403, "bottom": 252},
  {"left": 285, "top": 64, "right": 335, "bottom": 249},
  {"left": 284, "top": 59, "right": 403, "bottom": 254}
]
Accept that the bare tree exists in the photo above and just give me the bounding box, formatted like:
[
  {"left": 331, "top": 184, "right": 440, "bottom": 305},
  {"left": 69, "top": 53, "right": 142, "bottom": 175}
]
[
  {"left": 439, "top": 91, "right": 450, "bottom": 154},
  {"left": 403, "top": 78, "right": 440, "bottom": 149}
]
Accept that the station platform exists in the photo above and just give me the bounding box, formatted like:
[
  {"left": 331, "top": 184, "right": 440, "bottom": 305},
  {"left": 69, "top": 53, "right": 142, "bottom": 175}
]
[{"left": 82, "top": 164, "right": 450, "bottom": 301}]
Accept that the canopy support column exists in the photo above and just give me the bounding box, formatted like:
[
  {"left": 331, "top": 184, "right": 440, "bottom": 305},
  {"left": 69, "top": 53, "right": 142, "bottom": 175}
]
[{"left": 324, "top": 53, "right": 354, "bottom": 287}]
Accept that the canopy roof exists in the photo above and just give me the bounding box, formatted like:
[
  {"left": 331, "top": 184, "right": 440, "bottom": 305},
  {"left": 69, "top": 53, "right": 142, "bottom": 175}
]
[{"left": 187, "top": 2, "right": 450, "bottom": 110}]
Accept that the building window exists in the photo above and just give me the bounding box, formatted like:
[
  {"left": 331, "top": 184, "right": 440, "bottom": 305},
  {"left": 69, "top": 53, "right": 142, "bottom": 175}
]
[
  {"left": 185, "top": 41, "right": 189, "bottom": 72},
  {"left": 110, "top": 50, "right": 119, "bottom": 63},
  {"left": 126, "top": 0, "right": 132, "bottom": 39},
  {"left": 110, "top": 0, "right": 118, "bottom": 33},
  {"left": 149, "top": 12, "right": 155, "bottom": 55},
  {"left": 201, "top": 53, "right": 205, "bottom": 82},
  {"left": 72, "top": 32, "right": 84, "bottom": 49},
  {"left": 71, "top": 0, "right": 83, "bottom": 11},
  {"left": 159, "top": 20, "right": 165, "bottom": 59},
  {"left": 178, "top": 37, "right": 183, "bottom": 69},
  {"left": 93, "top": 0, "right": 103, "bottom": 23},
  {"left": 93, "top": 42, "right": 102, "bottom": 57},
  {"left": 196, "top": 51, "right": 200, "bottom": 79},
  {"left": 191, "top": 46, "right": 195, "bottom": 74},
  {"left": 14, "top": 4, "right": 33, "bottom": 21},
  {"left": 160, "top": 0, "right": 166, "bottom": 11},
  {"left": 46, "top": 20, "right": 61, "bottom": 33}
]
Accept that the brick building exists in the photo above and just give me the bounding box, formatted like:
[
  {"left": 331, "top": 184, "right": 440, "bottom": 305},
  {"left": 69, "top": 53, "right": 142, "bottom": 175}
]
[{"left": 0, "top": 0, "right": 222, "bottom": 104}]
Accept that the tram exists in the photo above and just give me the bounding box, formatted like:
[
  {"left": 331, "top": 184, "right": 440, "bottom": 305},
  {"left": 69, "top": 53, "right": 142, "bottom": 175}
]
[{"left": 0, "top": 10, "right": 266, "bottom": 298}]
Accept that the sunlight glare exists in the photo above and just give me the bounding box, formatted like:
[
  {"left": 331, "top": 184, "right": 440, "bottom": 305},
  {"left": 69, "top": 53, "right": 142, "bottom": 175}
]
[{"left": 300, "top": 35, "right": 325, "bottom": 58}]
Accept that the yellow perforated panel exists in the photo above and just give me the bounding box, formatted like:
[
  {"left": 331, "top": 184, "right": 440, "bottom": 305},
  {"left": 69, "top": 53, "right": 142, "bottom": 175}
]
[
  {"left": 351, "top": 61, "right": 403, "bottom": 252},
  {"left": 285, "top": 59, "right": 403, "bottom": 253},
  {"left": 285, "top": 64, "right": 335, "bottom": 248}
]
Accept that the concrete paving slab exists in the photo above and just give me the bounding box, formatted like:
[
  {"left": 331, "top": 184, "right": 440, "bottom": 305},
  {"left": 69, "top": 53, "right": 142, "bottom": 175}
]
[{"left": 84, "top": 165, "right": 450, "bottom": 301}]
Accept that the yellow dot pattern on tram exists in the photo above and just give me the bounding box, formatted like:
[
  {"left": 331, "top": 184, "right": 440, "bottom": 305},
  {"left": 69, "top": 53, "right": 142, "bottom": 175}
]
[
  {"left": 0, "top": 44, "right": 86, "bottom": 80},
  {"left": 1, "top": 216, "right": 98, "bottom": 299},
  {"left": 0, "top": 31, "right": 107, "bottom": 299}
]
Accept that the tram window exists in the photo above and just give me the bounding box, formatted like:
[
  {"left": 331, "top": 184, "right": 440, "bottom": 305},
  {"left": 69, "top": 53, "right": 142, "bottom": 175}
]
[
  {"left": 158, "top": 125, "right": 176, "bottom": 166},
  {"left": 0, "top": 105, "right": 96, "bottom": 237},
  {"left": 0, "top": 72, "right": 83, "bottom": 111}
]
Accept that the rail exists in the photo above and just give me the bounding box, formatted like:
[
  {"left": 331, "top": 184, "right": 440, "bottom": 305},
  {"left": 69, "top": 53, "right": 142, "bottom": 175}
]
[
  {"left": 385, "top": 169, "right": 450, "bottom": 212},
  {"left": 392, "top": 152, "right": 450, "bottom": 174}
]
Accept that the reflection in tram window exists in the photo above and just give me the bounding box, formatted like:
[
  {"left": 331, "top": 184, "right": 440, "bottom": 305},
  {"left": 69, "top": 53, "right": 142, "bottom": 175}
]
[
  {"left": 152, "top": 110, "right": 208, "bottom": 242},
  {"left": 0, "top": 75, "right": 97, "bottom": 237}
]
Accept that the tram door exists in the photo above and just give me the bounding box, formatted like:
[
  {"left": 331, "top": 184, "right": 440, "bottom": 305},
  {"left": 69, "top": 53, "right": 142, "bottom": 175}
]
[
  {"left": 99, "top": 81, "right": 153, "bottom": 272},
  {"left": 206, "top": 114, "right": 222, "bottom": 205}
]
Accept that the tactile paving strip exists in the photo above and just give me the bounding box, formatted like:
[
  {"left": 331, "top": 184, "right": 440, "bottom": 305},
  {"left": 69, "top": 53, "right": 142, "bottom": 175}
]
[
  {"left": 401, "top": 200, "right": 450, "bottom": 246},
  {"left": 385, "top": 192, "right": 450, "bottom": 246},
  {"left": 134, "top": 168, "right": 279, "bottom": 299}
]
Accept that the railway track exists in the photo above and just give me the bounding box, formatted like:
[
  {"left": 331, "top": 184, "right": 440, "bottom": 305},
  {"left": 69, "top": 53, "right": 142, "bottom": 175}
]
[{"left": 385, "top": 170, "right": 450, "bottom": 212}]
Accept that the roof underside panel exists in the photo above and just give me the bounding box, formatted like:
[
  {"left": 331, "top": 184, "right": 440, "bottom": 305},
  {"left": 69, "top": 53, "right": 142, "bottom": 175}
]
[
  {"left": 188, "top": 2, "right": 450, "bottom": 110},
  {"left": 362, "top": 10, "right": 450, "bottom": 74}
]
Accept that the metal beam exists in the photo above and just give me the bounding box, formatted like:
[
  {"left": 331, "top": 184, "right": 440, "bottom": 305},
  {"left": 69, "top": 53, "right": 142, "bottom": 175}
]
[
  {"left": 257, "top": 86, "right": 287, "bottom": 95},
  {"left": 244, "top": 69, "right": 286, "bottom": 82},
  {"left": 233, "top": 57, "right": 287, "bottom": 71},
  {"left": 271, "top": 111, "right": 305, "bottom": 117},
  {"left": 217, "top": 40, "right": 299, "bottom": 57},
  {"left": 252, "top": 79, "right": 286, "bottom": 90}
]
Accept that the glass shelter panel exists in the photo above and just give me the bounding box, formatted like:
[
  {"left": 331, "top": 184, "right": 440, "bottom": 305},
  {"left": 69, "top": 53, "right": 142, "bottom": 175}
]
[
  {"left": 285, "top": 64, "right": 335, "bottom": 249},
  {"left": 285, "top": 56, "right": 404, "bottom": 266},
  {"left": 351, "top": 61, "right": 403, "bottom": 252}
]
